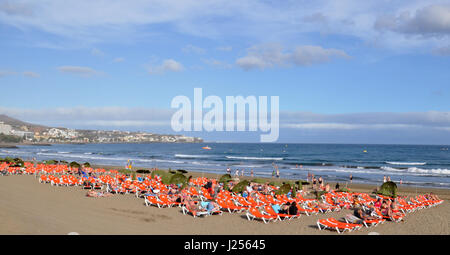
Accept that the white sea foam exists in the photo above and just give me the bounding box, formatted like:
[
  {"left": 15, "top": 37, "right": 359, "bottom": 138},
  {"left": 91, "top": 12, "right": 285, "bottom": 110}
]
[
  {"left": 407, "top": 167, "right": 450, "bottom": 175},
  {"left": 386, "top": 161, "right": 426, "bottom": 165},
  {"left": 380, "top": 166, "right": 405, "bottom": 172},
  {"left": 225, "top": 156, "right": 283, "bottom": 161},
  {"left": 174, "top": 154, "right": 210, "bottom": 158}
]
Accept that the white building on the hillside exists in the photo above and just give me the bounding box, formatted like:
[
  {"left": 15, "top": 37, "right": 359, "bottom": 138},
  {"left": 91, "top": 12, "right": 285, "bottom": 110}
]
[{"left": 0, "top": 122, "right": 12, "bottom": 135}]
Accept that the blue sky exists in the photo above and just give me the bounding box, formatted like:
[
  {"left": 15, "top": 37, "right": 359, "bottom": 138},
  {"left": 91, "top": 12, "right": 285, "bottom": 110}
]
[{"left": 0, "top": 0, "right": 449, "bottom": 144}]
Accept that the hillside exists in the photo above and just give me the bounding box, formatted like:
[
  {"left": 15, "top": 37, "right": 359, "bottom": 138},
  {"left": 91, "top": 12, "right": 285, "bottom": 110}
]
[{"left": 0, "top": 114, "right": 48, "bottom": 132}]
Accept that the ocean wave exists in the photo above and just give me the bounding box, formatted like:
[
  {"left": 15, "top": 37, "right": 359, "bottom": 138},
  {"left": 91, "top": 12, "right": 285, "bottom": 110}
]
[
  {"left": 151, "top": 159, "right": 185, "bottom": 164},
  {"left": 407, "top": 167, "right": 450, "bottom": 175},
  {"left": 36, "top": 152, "right": 128, "bottom": 161},
  {"left": 380, "top": 166, "right": 405, "bottom": 172},
  {"left": 174, "top": 154, "right": 210, "bottom": 158},
  {"left": 233, "top": 164, "right": 265, "bottom": 168},
  {"left": 386, "top": 161, "right": 426, "bottom": 165},
  {"left": 225, "top": 156, "right": 283, "bottom": 161}
]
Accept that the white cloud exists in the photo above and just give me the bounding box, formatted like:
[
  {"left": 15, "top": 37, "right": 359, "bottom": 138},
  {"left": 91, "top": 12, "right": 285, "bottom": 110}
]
[
  {"left": 1, "top": 106, "right": 448, "bottom": 133},
  {"left": 283, "top": 123, "right": 423, "bottom": 130},
  {"left": 374, "top": 4, "right": 450, "bottom": 37},
  {"left": 302, "top": 12, "right": 328, "bottom": 24},
  {"left": 182, "top": 44, "right": 206, "bottom": 54},
  {"left": 216, "top": 46, "right": 232, "bottom": 51},
  {"left": 23, "top": 71, "right": 40, "bottom": 78},
  {"left": 148, "top": 59, "right": 184, "bottom": 74},
  {"left": 0, "top": 0, "right": 448, "bottom": 53},
  {"left": 0, "top": 70, "right": 17, "bottom": 77},
  {"left": 203, "top": 59, "right": 232, "bottom": 69},
  {"left": 432, "top": 45, "right": 450, "bottom": 56},
  {"left": 113, "top": 57, "right": 125, "bottom": 63},
  {"left": 91, "top": 48, "right": 105, "bottom": 57},
  {"left": 236, "top": 43, "right": 350, "bottom": 70},
  {"left": 57, "top": 65, "right": 102, "bottom": 77}
]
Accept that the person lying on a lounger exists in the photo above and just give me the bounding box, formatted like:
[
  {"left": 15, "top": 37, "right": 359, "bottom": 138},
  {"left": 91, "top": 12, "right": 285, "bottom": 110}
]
[
  {"left": 185, "top": 197, "right": 206, "bottom": 214},
  {"left": 310, "top": 201, "right": 332, "bottom": 211},
  {"left": 205, "top": 201, "right": 221, "bottom": 212},
  {"left": 86, "top": 190, "right": 113, "bottom": 198}
]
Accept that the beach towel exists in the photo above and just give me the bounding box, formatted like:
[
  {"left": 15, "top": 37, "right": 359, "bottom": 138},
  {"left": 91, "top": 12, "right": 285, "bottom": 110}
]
[{"left": 272, "top": 204, "right": 281, "bottom": 213}]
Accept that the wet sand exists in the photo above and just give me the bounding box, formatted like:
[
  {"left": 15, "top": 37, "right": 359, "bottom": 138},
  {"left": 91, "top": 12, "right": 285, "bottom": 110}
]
[{"left": 0, "top": 168, "right": 448, "bottom": 235}]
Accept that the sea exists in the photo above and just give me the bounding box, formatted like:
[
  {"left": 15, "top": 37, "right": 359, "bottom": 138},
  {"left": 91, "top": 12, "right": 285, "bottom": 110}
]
[{"left": 1, "top": 143, "right": 449, "bottom": 189}]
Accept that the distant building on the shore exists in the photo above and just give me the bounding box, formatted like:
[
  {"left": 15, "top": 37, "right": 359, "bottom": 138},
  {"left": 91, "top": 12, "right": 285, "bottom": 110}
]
[
  {"left": 10, "top": 130, "right": 34, "bottom": 140},
  {"left": 0, "top": 122, "right": 12, "bottom": 135}
]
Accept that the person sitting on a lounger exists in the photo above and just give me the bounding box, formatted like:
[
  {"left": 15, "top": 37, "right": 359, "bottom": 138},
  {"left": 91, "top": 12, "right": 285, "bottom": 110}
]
[
  {"left": 354, "top": 208, "right": 377, "bottom": 221},
  {"left": 374, "top": 198, "right": 382, "bottom": 209},
  {"left": 388, "top": 199, "right": 404, "bottom": 218},
  {"left": 279, "top": 203, "right": 290, "bottom": 214},
  {"left": 288, "top": 201, "right": 298, "bottom": 215},
  {"left": 380, "top": 200, "right": 390, "bottom": 216}
]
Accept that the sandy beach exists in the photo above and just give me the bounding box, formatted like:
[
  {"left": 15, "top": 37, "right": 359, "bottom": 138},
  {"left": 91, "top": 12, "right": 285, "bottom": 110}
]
[{"left": 0, "top": 165, "right": 449, "bottom": 235}]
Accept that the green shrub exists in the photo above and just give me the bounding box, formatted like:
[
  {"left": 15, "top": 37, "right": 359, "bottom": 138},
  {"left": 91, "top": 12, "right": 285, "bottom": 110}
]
[
  {"left": 232, "top": 180, "right": 250, "bottom": 194},
  {"left": 275, "top": 184, "right": 291, "bottom": 195},
  {"left": 151, "top": 169, "right": 175, "bottom": 184},
  {"left": 69, "top": 161, "right": 81, "bottom": 169},
  {"left": 250, "top": 178, "right": 267, "bottom": 184},
  {"left": 219, "top": 174, "right": 233, "bottom": 184},
  {"left": 377, "top": 181, "right": 398, "bottom": 198},
  {"left": 169, "top": 173, "right": 187, "bottom": 185},
  {"left": 0, "top": 133, "right": 23, "bottom": 143},
  {"left": 136, "top": 169, "right": 151, "bottom": 174},
  {"left": 314, "top": 190, "right": 328, "bottom": 200}
]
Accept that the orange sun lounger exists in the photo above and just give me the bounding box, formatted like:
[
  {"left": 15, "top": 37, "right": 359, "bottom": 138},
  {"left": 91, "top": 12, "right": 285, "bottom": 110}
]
[
  {"left": 317, "top": 217, "right": 362, "bottom": 234},
  {"left": 246, "top": 207, "right": 278, "bottom": 224}
]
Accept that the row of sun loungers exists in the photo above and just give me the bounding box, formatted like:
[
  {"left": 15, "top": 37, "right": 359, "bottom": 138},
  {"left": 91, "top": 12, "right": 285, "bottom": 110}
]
[{"left": 1, "top": 162, "right": 444, "bottom": 233}]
